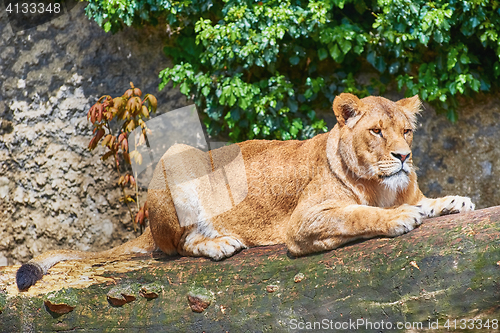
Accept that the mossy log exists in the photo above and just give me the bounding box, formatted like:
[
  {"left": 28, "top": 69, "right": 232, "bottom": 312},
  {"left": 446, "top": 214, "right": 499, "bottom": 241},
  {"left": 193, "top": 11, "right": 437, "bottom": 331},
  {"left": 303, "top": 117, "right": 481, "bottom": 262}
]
[{"left": 1, "top": 207, "right": 499, "bottom": 332}]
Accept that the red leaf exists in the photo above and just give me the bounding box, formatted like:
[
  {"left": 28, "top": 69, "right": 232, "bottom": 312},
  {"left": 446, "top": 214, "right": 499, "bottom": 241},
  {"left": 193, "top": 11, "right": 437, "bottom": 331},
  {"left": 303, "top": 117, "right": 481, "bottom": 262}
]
[
  {"left": 96, "top": 103, "right": 103, "bottom": 122},
  {"left": 145, "top": 94, "right": 157, "bottom": 113},
  {"left": 88, "top": 137, "right": 96, "bottom": 150},
  {"left": 123, "top": 152, "right": 131, "bottom": 165},
  {"left": 122, "top": 138, "right": 129, "bottom": 152},
  {"left": 118, "top": 132, "right": 127, "bottom": 144},
  {"left": 135, "top": 208, "right": 145, "bottom": 225},
  {"left": 102, "top": 95, "right": 113, "bottom": 108},
  {"left": 122, "top": 110, "right": 130, "bottom": 120},
  {"left": 101, "top": 134, "right": 112, "bottom": 147},
  {"left": 95, "top": 129, "right": 105, "bottom": 142},
  {"left": 104, "top": 110, "right": 114, "bottom": 121},
  {"left": 90, "top": 105, "right": 96, "bottom": 123},
  {"left": 113, "top": 97, "right": 124, "bottom": 108},
  {"left": 124, "top": 89, "right": 133, "bottom": 98},
  {"left": 102, "top": 151, "right": 114, "bottom": 161},
  {"left": 87, "top": 105, "right": 94, "bottom": 121},
  {"left": 141, "top": 105, "right": 150, "bottom": 118},
  {"left": 126, "top": 119, "right": 136, "bottom": 132},
  {"left": 108, "top": 135, "right": 116, "bottom": 149}
]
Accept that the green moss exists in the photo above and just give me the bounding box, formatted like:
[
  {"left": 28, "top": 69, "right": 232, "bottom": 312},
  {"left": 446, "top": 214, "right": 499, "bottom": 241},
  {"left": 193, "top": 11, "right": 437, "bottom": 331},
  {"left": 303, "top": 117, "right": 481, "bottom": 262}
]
[
  {"left": 44, "top": 288, "right": 78, "bottom": 308},
  {"left": 0, "top": 292, "right": 7, "bottom": 313},
  {"left": 187, "top": 285, "right": 214, "bottom": 304},
  {"left": 141, "top": 281, "right": 162, "bottom": 292}
]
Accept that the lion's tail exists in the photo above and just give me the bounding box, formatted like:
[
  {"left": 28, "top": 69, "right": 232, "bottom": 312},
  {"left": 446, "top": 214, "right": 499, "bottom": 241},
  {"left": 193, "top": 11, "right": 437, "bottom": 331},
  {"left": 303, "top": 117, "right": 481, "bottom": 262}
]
[{"left": 16, "top": 226, "right": 158, "bottom": 291}]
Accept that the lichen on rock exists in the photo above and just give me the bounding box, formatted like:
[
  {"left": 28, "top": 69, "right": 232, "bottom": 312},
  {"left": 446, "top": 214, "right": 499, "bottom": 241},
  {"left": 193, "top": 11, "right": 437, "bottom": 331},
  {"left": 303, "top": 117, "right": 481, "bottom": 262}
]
[
  {"left": 106, "top": 284, "right": 140, "bottom": 307},
  {"left": 187, "top": 286, "right": 214, "bottom": 313},
  {"left": 43, "top": 288, "right": 78, "bottom": 314}
]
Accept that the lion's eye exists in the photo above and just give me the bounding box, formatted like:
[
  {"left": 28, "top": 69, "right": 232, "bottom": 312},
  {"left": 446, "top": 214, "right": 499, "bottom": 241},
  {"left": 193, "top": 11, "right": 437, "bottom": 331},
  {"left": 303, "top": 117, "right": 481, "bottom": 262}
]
[
  {"left": 370, "top": 128, "right": 382, "bottom": 136},
  {"left": 404, "top": 129, "right": 412, "bottom": 135}
]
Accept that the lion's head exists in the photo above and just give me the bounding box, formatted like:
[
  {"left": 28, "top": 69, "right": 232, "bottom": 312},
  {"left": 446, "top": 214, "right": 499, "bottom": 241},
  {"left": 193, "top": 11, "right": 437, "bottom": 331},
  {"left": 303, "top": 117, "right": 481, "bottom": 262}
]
[{"left": 332, "top": 93, "right": 421, "bottom": 192}]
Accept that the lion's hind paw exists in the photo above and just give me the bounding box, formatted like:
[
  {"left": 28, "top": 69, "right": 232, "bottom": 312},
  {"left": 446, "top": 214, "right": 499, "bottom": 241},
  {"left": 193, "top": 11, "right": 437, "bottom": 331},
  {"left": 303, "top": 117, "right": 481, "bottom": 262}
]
[{"left": 183, "top": 235, "right": 246, "bottom": 261}]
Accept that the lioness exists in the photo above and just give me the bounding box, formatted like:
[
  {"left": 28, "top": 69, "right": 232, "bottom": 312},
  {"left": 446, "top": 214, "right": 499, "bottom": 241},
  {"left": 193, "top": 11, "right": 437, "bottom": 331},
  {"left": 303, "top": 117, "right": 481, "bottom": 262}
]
[{"left": 16, "top": 93, "right": 474, "bottom": 290}]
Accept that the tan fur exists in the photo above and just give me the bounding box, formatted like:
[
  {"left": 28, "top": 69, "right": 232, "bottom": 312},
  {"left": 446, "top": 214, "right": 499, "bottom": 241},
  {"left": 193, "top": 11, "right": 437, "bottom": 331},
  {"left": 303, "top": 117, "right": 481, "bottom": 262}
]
[{"left": 18, "top": 93, "right": 474, "bottom": 289}]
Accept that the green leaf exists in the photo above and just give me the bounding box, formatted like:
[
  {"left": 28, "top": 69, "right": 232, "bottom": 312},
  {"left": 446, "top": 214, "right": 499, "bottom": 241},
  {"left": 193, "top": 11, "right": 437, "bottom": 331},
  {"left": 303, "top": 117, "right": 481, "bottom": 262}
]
[
  {"left": 304, "top": 89, "right": 313, "bottom": 99},
  {"left": 388, "top": 61, "right": 400, "bottom": 75},
  {"left": 447, "top": 51, "right": 458, "bottom": 71},
  {"left": 447, "top": 109, "right": 458, "bottom": 123},
  {"left": 460, "top": 53, "right": 470, "bottom": 64},
  {"left": 329, "top": 44, "right": 342, "bottom": 62},
  {"left": 375, "top": 57, "right": 386, "bottom": 73},
  {"left": 366, "top": 51, "right": 376, "bottom": 67},
  {"left": 289, "top": 56, "right": 300, "bottom": 65},
  {"left": 292, "top": 118, "right": 303, "bottom": 130},
  {"left": 448, "top": 82, "right": 457, "bottom": 95},
  {"left": 318, "top": 48, "right": 328, "bottom": 61},
  {"left": 103, "top": 21, "right": 112, "bottom": 33},
  {"left": 354, "top": 45, "right": 363, "bottom": 55},
  {"left": 180, "top": 81, "right": 190, "bottom": 95},
  {"left": 338, "top": 39, "right": 352, "bottom": 54},
  {"left": 201, "top": 86, "right": 210, "bottom": 96},
  {"left": 434, "top": 30, "right": 443, "bottom": 43},
  {"left": 251, "top": 124, "right": 260, "bottom": 136},
  {"left": 228, "top": 93, "right": 236, "bottom": 106}
]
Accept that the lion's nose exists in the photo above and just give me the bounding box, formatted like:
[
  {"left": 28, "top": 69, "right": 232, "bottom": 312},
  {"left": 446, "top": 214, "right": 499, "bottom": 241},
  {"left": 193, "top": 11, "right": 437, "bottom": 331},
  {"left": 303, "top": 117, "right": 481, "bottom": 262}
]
[{"left": 392, "top": 152, "right": 410, "bottom": 163}]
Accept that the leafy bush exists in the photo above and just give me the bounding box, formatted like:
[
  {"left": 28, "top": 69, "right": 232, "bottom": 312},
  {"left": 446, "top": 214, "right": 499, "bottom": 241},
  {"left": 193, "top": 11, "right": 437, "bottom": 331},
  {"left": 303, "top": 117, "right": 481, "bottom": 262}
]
[
  {"left": 87, "top": 83, "right": 157, "bottom": 231},
  {"left": 85, "top": 0, "right": 500, "bottom": 140}
]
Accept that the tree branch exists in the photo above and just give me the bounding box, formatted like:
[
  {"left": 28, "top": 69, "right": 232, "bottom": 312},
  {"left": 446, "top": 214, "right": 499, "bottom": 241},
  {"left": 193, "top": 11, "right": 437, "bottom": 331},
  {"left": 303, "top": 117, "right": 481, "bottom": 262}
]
[{"left": 1, "top": 207, "right": 499, "bottom": 331}]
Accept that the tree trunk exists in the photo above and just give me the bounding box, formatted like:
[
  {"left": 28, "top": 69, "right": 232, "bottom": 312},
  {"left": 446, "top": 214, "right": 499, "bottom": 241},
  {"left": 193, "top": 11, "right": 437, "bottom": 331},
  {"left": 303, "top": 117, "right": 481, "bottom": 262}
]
[{"left": 1, "top": 207, "right": 499, "bottom": 332}]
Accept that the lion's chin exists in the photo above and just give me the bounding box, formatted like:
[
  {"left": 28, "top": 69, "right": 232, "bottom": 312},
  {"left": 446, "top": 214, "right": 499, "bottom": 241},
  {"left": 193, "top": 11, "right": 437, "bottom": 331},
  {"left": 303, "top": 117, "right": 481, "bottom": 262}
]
[{"left": 380, "top": 171, "right": 410, "bottom": 192}]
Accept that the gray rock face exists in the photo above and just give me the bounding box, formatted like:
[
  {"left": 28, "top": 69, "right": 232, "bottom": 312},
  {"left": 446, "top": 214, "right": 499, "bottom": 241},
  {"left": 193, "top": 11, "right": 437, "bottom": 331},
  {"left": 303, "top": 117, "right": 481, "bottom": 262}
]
[
  {"left": 412, "top": 96, "right": 500, "bottom": 209},
  {"left": 0, "top": 3, "right": 498, "bottom": 266},
  {"left": 0, "top": 3, "right": 187, "bottom": 265}
]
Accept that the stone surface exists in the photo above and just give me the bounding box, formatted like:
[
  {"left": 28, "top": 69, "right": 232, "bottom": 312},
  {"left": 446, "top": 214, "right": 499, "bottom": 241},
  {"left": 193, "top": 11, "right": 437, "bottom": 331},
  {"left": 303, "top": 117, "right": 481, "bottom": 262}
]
[
  {"left": 1, "top": 2, "right": 499, "bottom": 268},
  {"left": 412, "top": 95, "right": 500, "bottom": 209},
  {"left": 0, "top": 3, "right": 187, "bottom": 265}
]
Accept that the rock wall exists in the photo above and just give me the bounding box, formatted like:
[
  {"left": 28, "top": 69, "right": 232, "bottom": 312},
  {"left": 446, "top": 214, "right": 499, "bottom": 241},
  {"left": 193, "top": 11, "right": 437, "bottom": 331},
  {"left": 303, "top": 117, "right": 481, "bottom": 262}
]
[
  {"left": 0, "top": 3, "right": 187, "bottom": 266},
  {"left": 412, "top": 95, "right": 500, "bottom": 209},
  {"left": 0, "top": 3, "right": 499, "bottom": 266}
]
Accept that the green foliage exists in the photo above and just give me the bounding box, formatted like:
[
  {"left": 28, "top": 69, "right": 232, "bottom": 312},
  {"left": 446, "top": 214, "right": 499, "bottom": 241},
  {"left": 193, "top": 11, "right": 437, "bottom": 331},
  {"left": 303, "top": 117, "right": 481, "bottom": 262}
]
[{"left": 86, "top": 0, "right": 500, "bottom": 141}]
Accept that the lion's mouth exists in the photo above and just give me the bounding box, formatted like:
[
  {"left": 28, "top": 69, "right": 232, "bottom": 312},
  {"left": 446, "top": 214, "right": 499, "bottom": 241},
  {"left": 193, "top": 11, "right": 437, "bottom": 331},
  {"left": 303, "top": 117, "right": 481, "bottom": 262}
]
[
  {"left": 379, "top": 168, "right": 408, "bottom": 179},
  {"left": 379, "top": 168, "right": 410, "bottom": 192}
]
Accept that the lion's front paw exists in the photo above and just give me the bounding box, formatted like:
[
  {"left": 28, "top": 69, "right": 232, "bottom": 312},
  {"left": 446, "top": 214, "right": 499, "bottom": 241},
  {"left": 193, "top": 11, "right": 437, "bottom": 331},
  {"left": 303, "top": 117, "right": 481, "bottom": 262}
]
[
  {"left": 419, "top": 196, "right": 475, "bottom": 218},
  {"left": 387, "top": 205, "right": 424, "bottom": 236}
]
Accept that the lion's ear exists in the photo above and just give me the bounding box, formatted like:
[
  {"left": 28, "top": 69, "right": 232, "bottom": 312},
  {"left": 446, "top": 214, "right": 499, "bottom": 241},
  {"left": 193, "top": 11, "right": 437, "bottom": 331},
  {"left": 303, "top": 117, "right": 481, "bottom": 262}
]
[
  {"left": 396, "top": 95, "right": 421, "bottom": 114},
  {"left": 333, "top": 93, "right": 362, "bottom": 127},
  {"left": 396, "top": 95, "right": 421, "bottom": 128}
]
